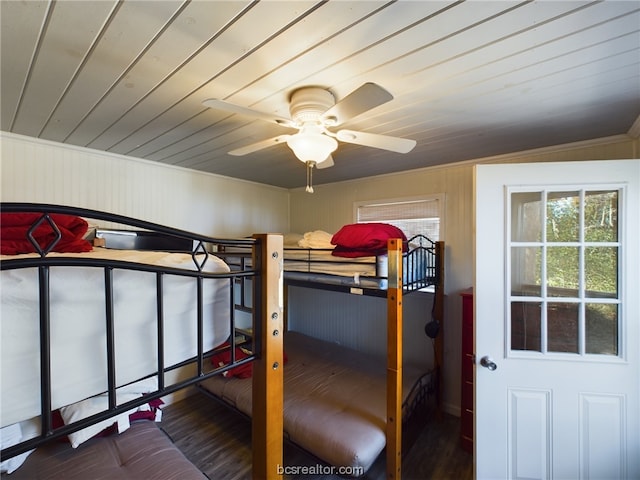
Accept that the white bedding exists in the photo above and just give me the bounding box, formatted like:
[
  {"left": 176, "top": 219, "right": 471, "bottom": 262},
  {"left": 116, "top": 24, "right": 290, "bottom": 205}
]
[
  {"left": 1, "top": 248, "right": 231, "bottom": 427},
  {"left": 282, "top": 231, "right": 383, "bottom": 278}
]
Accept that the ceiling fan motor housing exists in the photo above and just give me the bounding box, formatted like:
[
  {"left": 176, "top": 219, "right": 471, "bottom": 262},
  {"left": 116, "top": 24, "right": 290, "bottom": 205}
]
[{"left": 289, "top": 87, "right": 335, "bottom": 125}]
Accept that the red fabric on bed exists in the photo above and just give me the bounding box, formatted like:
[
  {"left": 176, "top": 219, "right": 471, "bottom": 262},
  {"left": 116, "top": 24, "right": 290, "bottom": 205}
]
[
  {"left": 331, "top": 223, "right": 407, "bottom": 257},
  {"left": 211, "top": 343, "right": 254, "bottom": 378},
  {"left": 0, "top": 213, "right": 92, "bottom": 255},
  {"left": 128, "top": 398, "right": 164, "bottom": 422},
  {"left": 330, "top": 245, "right": 384, "bottom": 258},
  {"left": 212, "top": 343, "right": 287, "bottom": 378}
]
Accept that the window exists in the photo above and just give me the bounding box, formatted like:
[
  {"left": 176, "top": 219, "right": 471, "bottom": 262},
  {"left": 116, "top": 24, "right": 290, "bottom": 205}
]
[
  {"left": 508, "top": 188, "right": 621, "bottom": 357},
  {"left": 354, "top": 195, "right": 443, "bottom": 241}
]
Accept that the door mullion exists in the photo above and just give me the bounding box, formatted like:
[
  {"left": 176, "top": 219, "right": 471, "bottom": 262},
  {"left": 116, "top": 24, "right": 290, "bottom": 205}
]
[
  {"left": 578, "top": 190, "right": 586, "bottom": 355},
  {"left": 541, "top": 191, "right": 548, "bottom": 355}
]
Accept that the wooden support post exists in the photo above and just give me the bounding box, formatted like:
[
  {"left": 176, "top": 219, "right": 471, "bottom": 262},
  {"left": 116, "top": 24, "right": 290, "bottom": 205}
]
[
  {"left": 252, "top": 234, "right": 284, "bottom": 480},
  {"left": 433, "top": 241, "right": 445, "bottom": 415},
  {"left": 386, "top": 238, "right": 403, "bottom": 480}
]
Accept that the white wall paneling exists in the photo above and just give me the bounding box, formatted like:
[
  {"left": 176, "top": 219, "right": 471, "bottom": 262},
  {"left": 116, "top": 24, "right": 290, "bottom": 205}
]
[
  {"left": 0, "top": 132, "right": 289, "bottom": 238},
  {"left": 287, "top": 286, "right": 435, "bottom": 371}
]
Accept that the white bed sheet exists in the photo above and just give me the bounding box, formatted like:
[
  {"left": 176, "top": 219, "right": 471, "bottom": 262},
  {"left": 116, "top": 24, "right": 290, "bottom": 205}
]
[{"left": 1, "top": 248, "right": 231, "bottom": 427}]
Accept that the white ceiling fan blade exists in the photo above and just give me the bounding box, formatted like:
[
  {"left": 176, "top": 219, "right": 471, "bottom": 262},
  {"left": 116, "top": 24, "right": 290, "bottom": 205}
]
[
  {"left": 322, "top": 83, "right": 393, "bottom": 126},
  {"left": 337, "top": 129, "right": 416, "bottom": 153},
  {"left": 316, "top": 155, "right": 334, "bottom": 169},
  {"left": 202, "top": 98, "right": 294, "bottom": 127},
  {"left": 228, "top": 135, "right": 291, "bottom": 156}
]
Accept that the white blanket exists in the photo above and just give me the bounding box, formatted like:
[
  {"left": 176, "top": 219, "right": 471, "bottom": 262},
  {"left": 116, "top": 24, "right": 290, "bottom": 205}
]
[
  {"left": 297, "top": 230, "right": 334, "bottom": 249},
  {"left": 1, "top": 248, "right": 231, "bottom": 427}
]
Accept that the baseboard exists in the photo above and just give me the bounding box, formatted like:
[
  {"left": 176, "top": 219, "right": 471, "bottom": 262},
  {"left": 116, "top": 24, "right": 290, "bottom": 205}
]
[
  {"left": 161, "top": 386, "right": 198, "bottom": 407},
  {"left": 442, "top": 401, "right": 461, "bottom": 417},
  {"left": 158, "top": 364, "right": 199, "bottom": 407}
]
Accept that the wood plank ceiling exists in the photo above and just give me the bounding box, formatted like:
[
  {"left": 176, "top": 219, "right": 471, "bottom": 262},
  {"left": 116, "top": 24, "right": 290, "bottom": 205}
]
[{"left": 2, "top": 1, "right": 639, "bottom": 189}]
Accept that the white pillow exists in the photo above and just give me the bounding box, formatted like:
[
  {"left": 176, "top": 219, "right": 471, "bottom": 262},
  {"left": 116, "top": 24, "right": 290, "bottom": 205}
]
[
  {"left": 0, "top": 418, "right": 39, "bottom": 474},
  {"left": 298, "top": 230, "right": 334, "bottom": 249},
  {"left": 60, "top": 377, "right": 158, "bottom": 448},
  {"left": 60, "top": 392, "right": 140, "bottom": 448}
]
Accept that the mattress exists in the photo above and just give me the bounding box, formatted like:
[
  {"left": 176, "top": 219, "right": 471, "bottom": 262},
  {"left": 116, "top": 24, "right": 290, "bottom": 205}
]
[
  {"left": 222, "top": 245, "right": 382, "bottom": 278},
  {"left": 199, "top": 331, "right": 431, "bottom": 474},
  {"left": 1, "top": 248, "right": 231, "bottom": 427},
  {"left": 5, "top": 420, "right": 205, "bottom": 480},
  {"left": 284, "top": 248, "right": 382, "bottom": 277},
  {"left": 283, "top": 247, "right": 435, "bottom": 291}
]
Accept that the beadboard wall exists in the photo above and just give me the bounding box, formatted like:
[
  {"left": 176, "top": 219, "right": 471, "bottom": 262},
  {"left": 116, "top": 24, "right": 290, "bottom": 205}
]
[
  {"left": 288, "top": 286, "right": 437, "bottom": 371},
  {"left": 0, "top": 132, "right": 289, "bottom": 238},
  {"left": 287, "top": 134, "right": 638, "bottom": 415}
]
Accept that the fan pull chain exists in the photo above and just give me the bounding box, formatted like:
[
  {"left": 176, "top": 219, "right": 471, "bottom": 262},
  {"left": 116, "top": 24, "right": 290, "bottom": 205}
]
[{"left": 305, "top": 161, "right": 315, "bottom": 193}]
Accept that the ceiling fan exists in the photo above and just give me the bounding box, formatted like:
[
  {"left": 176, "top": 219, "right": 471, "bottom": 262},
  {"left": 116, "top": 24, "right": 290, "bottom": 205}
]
[{"left": 202, "top": 83, "right": 416, "bottom": 192}]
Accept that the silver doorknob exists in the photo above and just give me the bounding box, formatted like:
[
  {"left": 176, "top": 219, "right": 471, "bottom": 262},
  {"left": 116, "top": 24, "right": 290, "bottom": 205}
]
[{"left": 479, "top": 356, "right": 497, "bottom": 371}]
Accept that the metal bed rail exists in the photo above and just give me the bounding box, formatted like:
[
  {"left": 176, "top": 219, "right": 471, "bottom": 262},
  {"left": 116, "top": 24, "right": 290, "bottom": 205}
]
[{"left": 0, "top": 203, "right": 263, "bottom": 460}]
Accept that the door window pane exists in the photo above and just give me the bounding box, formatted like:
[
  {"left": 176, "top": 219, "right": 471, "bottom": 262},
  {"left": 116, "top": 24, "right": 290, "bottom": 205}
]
[
  {"left": 547, "top": 247, "right": 579, "bottom": 296},
  {"left": 511, "top": 246, "right": 541, "bottom": 296},
  {"left": 584, "top": 191, "right": 618, "bottom": 242},
  {"left": 511, "top": 302, "right": 541, "bottom": 351},
  {"left": 511, "top": 192, "right": 542, "bottom": 242},
  {"left": 547, "top": 303, "right": 579, "bottom": 353},
  {"left": 585, "top": 247, "right": 618, "bottom": 298},
  {"left": 586, "top": 303, "right": 618, "bottom": 355},
  {"left": 546, "top": 191, "right": 580, "bottom": 242}
]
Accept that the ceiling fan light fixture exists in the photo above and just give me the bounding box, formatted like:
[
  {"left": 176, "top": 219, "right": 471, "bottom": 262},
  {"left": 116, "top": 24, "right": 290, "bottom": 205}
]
[
  {"left": 286, "top": 129, "right": 338, "bottom": 164},
  {"left": 204, "top": 83, "right": 415, "bottom": 180}
]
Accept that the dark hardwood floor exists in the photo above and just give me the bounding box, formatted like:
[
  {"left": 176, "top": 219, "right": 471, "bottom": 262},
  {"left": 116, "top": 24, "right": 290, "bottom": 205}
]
[{"left": 161, "top": 389, "right": 473, "bottom": 480}]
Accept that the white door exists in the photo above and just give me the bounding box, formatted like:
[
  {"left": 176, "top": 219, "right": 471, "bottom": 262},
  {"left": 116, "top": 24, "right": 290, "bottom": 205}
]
[{"left": 474, "top": 160, "right": 639, "bottom": 480}]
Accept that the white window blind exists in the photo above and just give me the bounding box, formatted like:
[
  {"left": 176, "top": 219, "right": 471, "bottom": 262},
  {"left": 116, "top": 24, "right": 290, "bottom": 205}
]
[{"left": 356, "top": 196, "right": 442, "bottom": 241}]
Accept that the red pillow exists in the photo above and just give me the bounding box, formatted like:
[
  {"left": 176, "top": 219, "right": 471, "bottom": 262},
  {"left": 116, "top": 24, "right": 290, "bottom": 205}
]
[
  {"left": 1, "top": 212, "right": 92, "bottom": 255},
  {"left": 331, "top": 223, "right": 407, "bottom": 257},
  {"left": 331, "top": 245, "right": 383, "bottom": 258}
]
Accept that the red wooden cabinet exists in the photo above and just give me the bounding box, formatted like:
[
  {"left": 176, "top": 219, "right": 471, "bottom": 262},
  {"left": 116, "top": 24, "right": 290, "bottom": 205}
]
[{"left": 460, "top": 288, "right": 474, "bottom": 453}]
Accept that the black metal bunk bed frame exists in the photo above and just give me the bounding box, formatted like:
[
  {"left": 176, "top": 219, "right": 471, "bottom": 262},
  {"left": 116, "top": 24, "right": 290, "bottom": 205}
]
[
  {"left": 211, "top": 233, "right": 445, "bottom": 479},
  {"left": 282, "top": 233, "right": 440, "bottom": 295},
  {"left": 0, "top": 203, "right": 284, "bottom": 479},
  {"left": 282, "top": 237, "right": 445, "bottom": 479}
]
